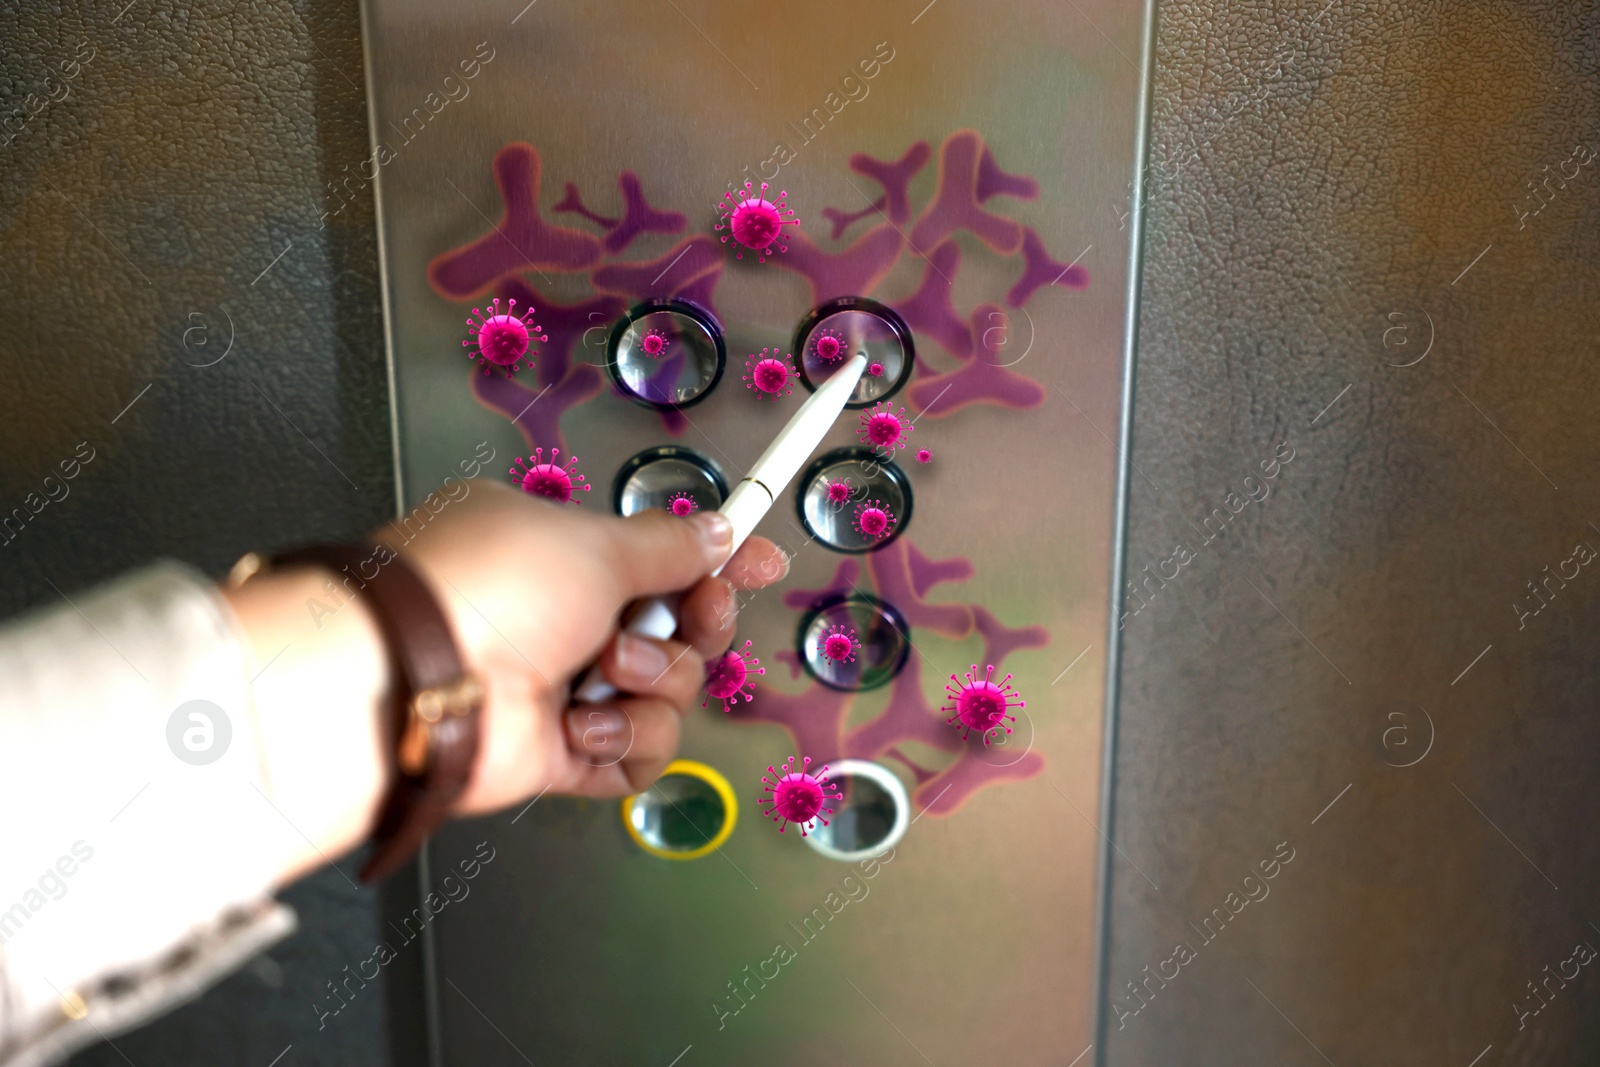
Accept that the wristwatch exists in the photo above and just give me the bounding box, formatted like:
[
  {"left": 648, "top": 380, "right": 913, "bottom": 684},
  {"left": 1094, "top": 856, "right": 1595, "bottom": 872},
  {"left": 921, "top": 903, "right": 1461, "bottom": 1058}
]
[{"left": 229, "top": 543, "right": 485, "bottom": 881}]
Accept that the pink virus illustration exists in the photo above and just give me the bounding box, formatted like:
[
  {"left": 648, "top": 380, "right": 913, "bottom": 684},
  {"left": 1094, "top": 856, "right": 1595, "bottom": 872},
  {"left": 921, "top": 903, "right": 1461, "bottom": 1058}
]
[
  {"left": 716, "top": 181, "right": 799, "bottom": 262},
  {"left": 858, "top": 400, "right": 915, "bottom": 454},
  {"left": 667, "top": 491, "right": 698, "bottom": 517},
  {"left": 821, "top": 476, "right": 854, "bottom": 508},
  {"left": 638, "top": 327, "right": 671, "bottom": 359},
  {"left": 510, "top": 448, "right": 592, "bottom": 504},
  {"left": 463, "top": 298, "right": 547, "bottom": 376},
  {"left": 853, "top": 498, "right": 897, "bottom": 542},
  {"left": 760, "top": 755, "right": 843, "bottom": 836},
  {"left": 943, "top": 664, "right": 1025, "bottom": 746},
  {"left": 867, "top": 361, "right": 885, "bottom": 378},
  {"left": 703, "top": 640, "right": 764, "bottom": 712},
  {"left": 916, "top": 448, "right": 933, "bottom": 464},
  {"left": 819, "top": 625, "right": 862, "bottom": 664},
  {"left": 810, "top": 327, "right": 847, "bottom": 364},
  {"left": 743, "top": 349, "right": 797, "bottom": 400}
]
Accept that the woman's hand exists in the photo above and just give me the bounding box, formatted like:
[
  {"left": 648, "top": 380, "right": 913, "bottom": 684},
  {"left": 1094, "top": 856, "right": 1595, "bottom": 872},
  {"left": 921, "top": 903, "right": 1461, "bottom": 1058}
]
[
  {"left": 224, "top": 479, "right": 790, "bottom": 884},
  {"left": 381, "top": 480, "right": 790, "bottom": 811}
]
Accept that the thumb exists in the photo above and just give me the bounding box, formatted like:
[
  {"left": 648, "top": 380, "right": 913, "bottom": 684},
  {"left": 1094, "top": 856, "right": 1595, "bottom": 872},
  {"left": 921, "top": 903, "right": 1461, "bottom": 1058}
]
[{"left": 603, "top": 510, "right": 733, "bottom": 601}]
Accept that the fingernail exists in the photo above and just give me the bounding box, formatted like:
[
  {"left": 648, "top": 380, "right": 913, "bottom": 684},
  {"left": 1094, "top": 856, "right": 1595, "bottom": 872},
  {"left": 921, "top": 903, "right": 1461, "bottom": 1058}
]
[
  {"left": 573, "top": 708, "right": 627, "bottom": 753},
  {"left": 775, "top": 548, "right": 792, "bottom": 580},
  {"left": 694, "top": 511, "right": 733, "bottom": 554},
  {"left": 619, "top": 633, "right": 670, "bottom": 679}
]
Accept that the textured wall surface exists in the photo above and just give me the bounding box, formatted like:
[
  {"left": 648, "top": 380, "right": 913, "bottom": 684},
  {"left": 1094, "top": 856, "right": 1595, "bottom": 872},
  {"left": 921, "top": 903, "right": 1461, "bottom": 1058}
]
[
  {"left": 0, "top": 2, "right": 401, "bottom": 1064},
  {"left": 1105, "top": 1, "right": 1600, "bottom": 1063}
]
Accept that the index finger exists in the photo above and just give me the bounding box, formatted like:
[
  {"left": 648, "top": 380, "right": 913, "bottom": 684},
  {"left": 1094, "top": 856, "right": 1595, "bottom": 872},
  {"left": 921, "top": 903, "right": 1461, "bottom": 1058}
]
[{"left": 601, "top": 509, "right": 734, "bottom": 601}]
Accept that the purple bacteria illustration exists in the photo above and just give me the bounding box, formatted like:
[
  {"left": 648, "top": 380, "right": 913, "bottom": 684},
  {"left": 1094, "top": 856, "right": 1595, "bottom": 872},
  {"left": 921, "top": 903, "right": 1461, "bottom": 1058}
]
[
  {"left": 893, "top": 241, "right": 971, "bottom": 359},
  {"left": 553, "top": 181, "right": 619, "bottom": 230},
  {"left": 916, "top": 448, "right": 933, "bottom": 464},
  {"left": 1007, "top": 227, "right": 1089, "bottom": 307},
  {"left": 428, "top": 144, "right": 603, "bottom": 297},
  {"left": 667, "top": 491, "right": 698, "bottom": 517},
  {"left": 601, "top": 171, "right": 689, "bottom": 255},
  {"left": 910, "top": 131, "right": 1025, "bottom": 255},
  {"left": 821, "top": 143, "right": 934, "bottom": 237}
]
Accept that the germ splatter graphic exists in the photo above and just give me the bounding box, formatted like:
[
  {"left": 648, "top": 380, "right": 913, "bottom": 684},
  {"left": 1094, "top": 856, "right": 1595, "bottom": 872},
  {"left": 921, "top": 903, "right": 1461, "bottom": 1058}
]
[
  {"left": 716, "top": 181, "right": 799, "bottom": 262},
  {"left": 943, "top": 664, "right": 1025, "bottom": 746},
  {"left": 774, "top": 225, "right": 902, "bottom": 305},
  {"left": 590, "top": 236, "right": 724, "bottom": 301},
  {"left": 976, "top": 145, "right": 1041, "bottom": 203},
  {"left": 603, "top": 171, "right": 689, "bottom": 254},
  {"left": 867, "top": 361, "right": 885, "bottom": 377},
  {"left": 853, "top": 499, "right": 897, "bottom": 542},
  {"left": 511, "top": 448, "right": 591, "bottom": 504},
  {"left": 703, "top": 640, "right": 763, "bottom": 711},
  {"left": 1007, "top": 227, "right": 1089, "bottom": 307},
  {"left": 909, "top": 131, "right": 1024, "bottom": 255},
  {"left": 463, "top": 298, "right": 547, "bottom": 376},
  {"left": 667, "top": 492, "right": 698, "bottom": 517},
  {"left": 760, "top": 755, "right": 843, "bottom": 836},
  {"left": 639, "top": 328, "right": 671, "bottom": 358},
  {"left": 743, "top": 349, "right": 796, "bottom": 400},
  {"left": 858, "top": 400, "right": 914, "bottom": 453},
  {"left": 819, "top": 625, "right": 861, "bottom": 664},
  {"left": 811, "top": 327, "right": 846, "bottom": 364},
  {"left": 822, "top": 476, "right": 854, "bottom": 507},
  {"left": 427, "top": 143, "right": 603, "bottom": 297},
  {"left": 849, "top": 142, "right": 933, "bottom": 224},
  {"left": 426, "top": 132, "right": 1084, "bottom": 825},
  {"left": 916, "top": 449, "right": 933, "bottom": 463},
  {"left": 554, "top": 181, "right": 619, "bottom": 229},
  {"left": 892, "top": 241, "right": 971, "bottom": 359}
]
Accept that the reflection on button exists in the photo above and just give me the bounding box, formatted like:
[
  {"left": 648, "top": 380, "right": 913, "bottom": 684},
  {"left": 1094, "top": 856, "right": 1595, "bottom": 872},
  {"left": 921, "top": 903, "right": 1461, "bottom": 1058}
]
[
  {"left": 796, "top": 447, "right": 912, "bottom": 553},
  {"left": 793, "top": 297, "right": 914, "bottom": 408},
  {"left": 612, "top": 445, "right": 729, "bottom": 517},
  {"left": 607, "top": 299, "right": 725, "bottom": 410},
  {"left": 802, "top": 759, "right": 910, "bottom": 862},
  {"left": 798, "top": 594, "right": 910, "bottom": 691},
  {"left": 621, "top": 759, "right": 738, "bottom": 860}
]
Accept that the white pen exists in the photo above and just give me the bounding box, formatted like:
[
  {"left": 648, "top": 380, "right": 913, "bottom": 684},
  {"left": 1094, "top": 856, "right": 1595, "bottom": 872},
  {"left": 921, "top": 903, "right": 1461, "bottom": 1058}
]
[{"left": 574, "top": 353, "right": 869, "bottom": 704}]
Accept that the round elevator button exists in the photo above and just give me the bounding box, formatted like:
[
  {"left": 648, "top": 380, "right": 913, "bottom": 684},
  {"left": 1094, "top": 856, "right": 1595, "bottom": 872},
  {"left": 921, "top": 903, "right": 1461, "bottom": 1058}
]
[
  {"left": 607, "top": 299, "right": 725, "bottom": 410},
  {"left": 793, "top": 297, "right": 915, "bottom": 408}
]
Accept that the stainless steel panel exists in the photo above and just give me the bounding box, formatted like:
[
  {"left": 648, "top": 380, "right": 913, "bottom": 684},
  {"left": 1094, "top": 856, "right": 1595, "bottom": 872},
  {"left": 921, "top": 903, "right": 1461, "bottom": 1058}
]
[
  {"left": 358, "top": 1, "right": 1147, "bottom": 1062},
  {"left": 1105, "top": 1, "right": 1600, "bottom": 1064}
]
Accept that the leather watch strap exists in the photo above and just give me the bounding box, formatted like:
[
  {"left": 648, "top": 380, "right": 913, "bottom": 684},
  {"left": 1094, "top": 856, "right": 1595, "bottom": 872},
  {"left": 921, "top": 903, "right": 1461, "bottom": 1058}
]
[{"left": 248, "top": 543, "right": 484, "bottom": 882}]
